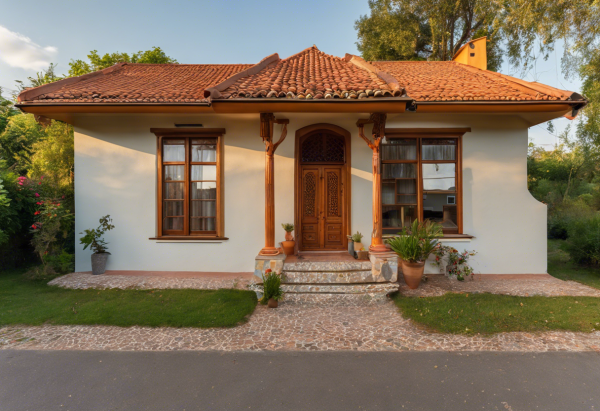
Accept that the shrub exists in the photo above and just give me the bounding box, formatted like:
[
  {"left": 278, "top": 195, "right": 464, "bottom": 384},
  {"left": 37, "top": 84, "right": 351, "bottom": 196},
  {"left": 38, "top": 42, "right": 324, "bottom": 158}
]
[
  {"left": 564, "top": 215, "right": 600, "bottom": 266},
  {"left": 44, "top": 249, "right": 75, "bottom": 274},
  {"left": 261, "top": 269, "right": 283, "bottom": 304}
]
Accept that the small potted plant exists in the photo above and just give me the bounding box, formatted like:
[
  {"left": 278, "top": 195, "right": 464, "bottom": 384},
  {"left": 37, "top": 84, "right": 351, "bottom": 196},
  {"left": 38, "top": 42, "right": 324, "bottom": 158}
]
[
  {"left": 261, "top": 268, "right": 284, "bottom": 308},
  {"left": 281, "top": 223, "right": 295, "bottom": 256},
  {"left": 351, "top": 231, "right": 364, "bottom": 252},
  {"left": 387, "top": 220, "right": 442, "bottom": 289},
  {"left": 79, "top": 215, "right": 114, "bottom": 275}
]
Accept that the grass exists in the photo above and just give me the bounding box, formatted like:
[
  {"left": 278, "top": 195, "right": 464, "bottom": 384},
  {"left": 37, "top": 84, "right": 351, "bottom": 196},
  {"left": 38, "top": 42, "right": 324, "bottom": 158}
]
[
  {"left": 394, "top": 293, "right": 600, "bottom": 335},
  {"left": 547, "top": 239, "right": 600, "bottom": 290},
  {"left": 0, "top": 269, "right": 257, "bottom": 328}
]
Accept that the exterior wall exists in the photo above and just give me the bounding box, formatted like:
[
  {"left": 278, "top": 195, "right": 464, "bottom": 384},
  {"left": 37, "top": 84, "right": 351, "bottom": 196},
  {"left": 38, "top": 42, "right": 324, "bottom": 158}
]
[{"left": 73, "top": 112, "right": 546, "bottom": 274}]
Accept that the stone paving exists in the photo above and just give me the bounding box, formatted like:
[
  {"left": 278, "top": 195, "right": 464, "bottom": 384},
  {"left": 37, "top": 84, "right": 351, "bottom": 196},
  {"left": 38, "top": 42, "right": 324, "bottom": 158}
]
[
  {"left": 2, "top": 272, "right": 599, "bottom": 353},
  {"left": 399, "top": 274, "right": 600, "bottom": 298}
]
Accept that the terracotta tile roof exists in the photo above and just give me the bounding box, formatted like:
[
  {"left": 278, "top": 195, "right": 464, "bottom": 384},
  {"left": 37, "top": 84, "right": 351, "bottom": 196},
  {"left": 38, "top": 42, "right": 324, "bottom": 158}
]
[
  {"left": 371, "top": 61, "right": 580, "bottom": 102},
  {"left": 205, "top": 46, "right": 405, "bottom": 100},
  {"left": 18, "top": 63, "right": 253, "bottom": 104}
]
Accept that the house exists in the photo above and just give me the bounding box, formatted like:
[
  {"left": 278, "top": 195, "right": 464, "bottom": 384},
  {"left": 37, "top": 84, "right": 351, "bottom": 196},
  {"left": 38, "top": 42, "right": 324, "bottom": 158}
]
[{"left": 16, "top": 39, "right": 586, "bottom": 288}]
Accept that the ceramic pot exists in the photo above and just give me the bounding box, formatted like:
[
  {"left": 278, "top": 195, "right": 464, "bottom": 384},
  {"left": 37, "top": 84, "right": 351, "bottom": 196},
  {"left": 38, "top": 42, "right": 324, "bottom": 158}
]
[
  {"left": 268, "top": 298, "right": 278, "bottom": 308},
  {"left": 282, "top": 240, "right": 295, "bottom": 256},
  {"left": 402, "top": 260, "right": 425, "bottom": 289},
  {"left": 354, "top": 242, "right": 364, "bottom": 252},
  {"left": 285, "top": 231, "right": 294, "bottom": 241},
  {"left": 91, "top": 252, "right": 109, "bottom": 275}
]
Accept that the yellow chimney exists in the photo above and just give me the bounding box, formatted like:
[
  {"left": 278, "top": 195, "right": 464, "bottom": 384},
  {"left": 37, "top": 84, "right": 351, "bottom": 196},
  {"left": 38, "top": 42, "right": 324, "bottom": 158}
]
[{"left": 452, "top": 37, "right": 487, "bottom": 70}]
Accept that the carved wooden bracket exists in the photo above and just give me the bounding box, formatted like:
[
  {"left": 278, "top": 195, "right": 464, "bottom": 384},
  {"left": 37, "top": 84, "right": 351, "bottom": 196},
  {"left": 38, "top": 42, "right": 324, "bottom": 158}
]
[
  {"left": 260, "top": 113, "right": 289, "bottom": 155},
  {"left": 356, "top": 113, "right": 387, "bottom": 151}
]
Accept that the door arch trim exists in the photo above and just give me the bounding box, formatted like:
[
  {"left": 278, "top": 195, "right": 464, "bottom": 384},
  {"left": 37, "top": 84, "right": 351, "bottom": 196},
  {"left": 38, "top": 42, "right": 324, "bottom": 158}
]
[{"left": 294, "top": 123, "right": 351, "bottom": 252}]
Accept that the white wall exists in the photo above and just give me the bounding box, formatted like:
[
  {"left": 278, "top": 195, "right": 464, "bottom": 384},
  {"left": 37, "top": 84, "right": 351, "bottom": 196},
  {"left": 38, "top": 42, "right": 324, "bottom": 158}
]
[{"left": 73, "top": 112, "right": 546, "bottom": 274}]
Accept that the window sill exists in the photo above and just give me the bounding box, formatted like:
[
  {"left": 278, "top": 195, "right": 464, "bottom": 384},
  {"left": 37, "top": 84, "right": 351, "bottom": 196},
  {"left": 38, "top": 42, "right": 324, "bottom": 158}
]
[
  {"left": 383, "top": 234, "right": 474, "bottom": 242},
  {"left": 149, "top": 236, "right": 229, "bottom": 243}
]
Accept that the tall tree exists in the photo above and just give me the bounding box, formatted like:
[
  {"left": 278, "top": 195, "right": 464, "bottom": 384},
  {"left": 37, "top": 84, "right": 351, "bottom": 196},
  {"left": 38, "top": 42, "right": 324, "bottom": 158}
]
[
  {"left": 355, "top": 0, "right": 503, "bottom": 70},
  {"left": 68, "top": 46, "right": 178, "bottom": 77}
]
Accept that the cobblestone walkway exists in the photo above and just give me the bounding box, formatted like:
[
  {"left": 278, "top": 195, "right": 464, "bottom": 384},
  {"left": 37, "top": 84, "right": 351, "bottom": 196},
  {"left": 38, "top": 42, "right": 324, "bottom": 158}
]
[
  {"left": 399, "top": 275, "right": 600, "bottom": 297},
  {"left": 48, "top": 272, "right": 251, "bottom": 290},
  {"left": 2, "top": 273, "right": 599, "bottom": 353}
]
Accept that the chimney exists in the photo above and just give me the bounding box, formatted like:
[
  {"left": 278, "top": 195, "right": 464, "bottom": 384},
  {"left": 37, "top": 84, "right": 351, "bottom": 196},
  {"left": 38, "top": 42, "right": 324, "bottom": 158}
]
[{"left": 452, "top": 37, "right": 487, "bottom": 70}]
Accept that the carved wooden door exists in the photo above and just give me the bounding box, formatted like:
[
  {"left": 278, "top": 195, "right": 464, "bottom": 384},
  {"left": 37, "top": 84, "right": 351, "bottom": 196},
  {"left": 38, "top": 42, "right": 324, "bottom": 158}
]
[{"left": 300, "top": 165, "right": 345, "bottom": 250}]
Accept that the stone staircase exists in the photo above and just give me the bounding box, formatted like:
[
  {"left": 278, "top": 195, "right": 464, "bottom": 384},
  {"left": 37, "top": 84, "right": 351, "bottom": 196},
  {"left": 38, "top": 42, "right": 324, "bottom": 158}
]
[{"left": 279, "top": 256, "right": 399, "bottom": 301}]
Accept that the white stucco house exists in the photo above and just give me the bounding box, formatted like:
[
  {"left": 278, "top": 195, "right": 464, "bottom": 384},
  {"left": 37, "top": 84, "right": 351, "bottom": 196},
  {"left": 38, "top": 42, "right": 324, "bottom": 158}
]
[{"left": 16, "top": 39, "right": 586, "bottom": 281}]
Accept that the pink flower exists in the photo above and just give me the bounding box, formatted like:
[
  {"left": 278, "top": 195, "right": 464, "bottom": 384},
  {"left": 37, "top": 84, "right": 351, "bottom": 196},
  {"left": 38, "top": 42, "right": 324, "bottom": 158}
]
[
  {"left": 38, "top": 182, "right": 41, "bottom": 185},
  {"left": 35, "top": 193, "right": 40, "bottom": 197},
  {"left": 18, "top": 182, "right": 23, "bottom": 186},
  {"left": 40, "top": 176, "right": 44, "bottom": 180}
]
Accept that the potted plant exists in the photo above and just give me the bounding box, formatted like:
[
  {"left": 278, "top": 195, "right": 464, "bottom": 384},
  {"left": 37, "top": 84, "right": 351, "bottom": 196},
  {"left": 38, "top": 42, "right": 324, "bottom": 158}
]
[
  {"left": 351, "top": 231, "right": 364, "bottom": 253},
  {"left": 432, "top": 245, "right": 477, "bottom": 281},
  {"left": 281, "top": 223, "right": 295, "bottom": 256},
  {"left": 79, "top": 215, "right": 114, "bottom": 275},
  {"left": 261, "top": 268, "right": 284, "bottom": 308},
  {"left": 387, "top": 220, "right": 442, "bottom": 289}
]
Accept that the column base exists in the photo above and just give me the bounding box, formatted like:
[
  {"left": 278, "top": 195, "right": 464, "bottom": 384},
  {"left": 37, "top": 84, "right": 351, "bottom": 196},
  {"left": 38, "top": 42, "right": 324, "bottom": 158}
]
[
  {"left": 259, "top": 247, "right": 282, "bottom": 256},
  {"left": 369, "top": 244, "right": 389, "bottom": 254}
]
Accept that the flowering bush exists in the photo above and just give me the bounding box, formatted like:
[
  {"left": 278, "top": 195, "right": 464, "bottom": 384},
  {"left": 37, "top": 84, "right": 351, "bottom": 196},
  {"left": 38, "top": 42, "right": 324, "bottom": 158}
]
[{"left": 432, "top": 245, "right": 477, "bottom": 281}]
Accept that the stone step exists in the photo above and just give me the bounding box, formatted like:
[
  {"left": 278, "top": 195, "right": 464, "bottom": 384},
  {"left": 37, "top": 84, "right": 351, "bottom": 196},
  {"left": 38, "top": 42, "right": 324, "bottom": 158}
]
[
  {"left": 283, "top": 260, "right": 372, "bottom": 272},
  {"left": 281, "top": 270, "right": 381, "bottom": 284},
  {"left": 281, "top": 282, "right": 399, "bottom": 295}
]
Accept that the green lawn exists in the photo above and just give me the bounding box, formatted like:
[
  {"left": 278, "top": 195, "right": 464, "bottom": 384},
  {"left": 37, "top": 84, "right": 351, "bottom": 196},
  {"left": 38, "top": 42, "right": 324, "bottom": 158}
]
[
  {"left": 548, "top": 239, "right": 600, "bottom": 289},
  {"left": 394, "top": 293, "right": 600, "bottom": 335},
  {"left": 0, "top": 269, "right": 257, "bottom": 328}
]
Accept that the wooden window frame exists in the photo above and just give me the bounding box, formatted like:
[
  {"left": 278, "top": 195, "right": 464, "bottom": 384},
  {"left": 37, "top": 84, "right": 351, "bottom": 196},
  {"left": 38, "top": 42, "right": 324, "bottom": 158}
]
[
  {"left": 383, "top": 128, "right": 469, "bottom": 235},
  {"left": 151, "top": 128, "right": 226, "bottom": 239}
]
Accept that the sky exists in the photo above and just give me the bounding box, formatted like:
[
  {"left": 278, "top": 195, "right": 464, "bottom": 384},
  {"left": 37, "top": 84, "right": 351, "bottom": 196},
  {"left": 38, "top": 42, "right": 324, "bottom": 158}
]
[{"left": 0, "top": 0, "right": 583, "bottom": 148}]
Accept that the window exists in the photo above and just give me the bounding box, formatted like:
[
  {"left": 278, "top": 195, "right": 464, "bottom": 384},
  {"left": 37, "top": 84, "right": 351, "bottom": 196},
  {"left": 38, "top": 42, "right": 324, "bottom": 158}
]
[
  {"left": 381, "top": 130, "right": 464, "bottom": 235},
  {"left": 152, "top": 128, "right": 225, "bottom": 238}
]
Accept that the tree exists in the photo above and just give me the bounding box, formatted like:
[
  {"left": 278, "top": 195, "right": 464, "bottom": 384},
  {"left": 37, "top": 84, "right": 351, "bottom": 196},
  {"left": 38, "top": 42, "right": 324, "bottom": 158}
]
[
  {"left": 355, "top": 0, "right": 504, "bottom": 71},
  {"left": 68, "top": 46, "right": 178, "bottom": 77},
  {"left": 0, "top": 114, "right": 45, "bottom": 174}
]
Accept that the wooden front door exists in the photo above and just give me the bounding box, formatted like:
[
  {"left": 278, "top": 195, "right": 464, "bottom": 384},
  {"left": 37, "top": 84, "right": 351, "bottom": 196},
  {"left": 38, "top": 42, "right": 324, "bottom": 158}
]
[{"left": 300, "top": 165, "right": 345, "bottom": 250}]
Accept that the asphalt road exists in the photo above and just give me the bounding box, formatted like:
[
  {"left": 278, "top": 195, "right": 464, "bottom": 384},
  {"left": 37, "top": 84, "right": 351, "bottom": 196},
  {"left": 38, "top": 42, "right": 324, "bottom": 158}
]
[{"left": 1, "top": 350, "right": 599, "bottom": 411}]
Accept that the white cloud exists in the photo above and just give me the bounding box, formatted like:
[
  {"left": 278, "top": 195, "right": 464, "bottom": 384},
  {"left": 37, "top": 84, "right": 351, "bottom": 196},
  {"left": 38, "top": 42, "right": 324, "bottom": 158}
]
[{"left": 0, "top": 25, "right": 57, "bottom": 71}]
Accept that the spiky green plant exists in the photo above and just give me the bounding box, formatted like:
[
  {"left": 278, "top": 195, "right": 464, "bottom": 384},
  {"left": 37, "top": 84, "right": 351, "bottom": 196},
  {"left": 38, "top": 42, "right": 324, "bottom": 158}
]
[{"left": 387, "top": 220, "right": 442, "bottom": 263}]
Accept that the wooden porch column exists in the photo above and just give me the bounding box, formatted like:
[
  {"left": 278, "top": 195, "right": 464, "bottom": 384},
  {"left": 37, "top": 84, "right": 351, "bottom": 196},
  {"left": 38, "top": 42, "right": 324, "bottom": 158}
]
[
  {"left": 357, "top": 113, "right": 388, "bottom": 254},
  {"left": 259, "top": 113, "right": 289, "bottom": 256}
]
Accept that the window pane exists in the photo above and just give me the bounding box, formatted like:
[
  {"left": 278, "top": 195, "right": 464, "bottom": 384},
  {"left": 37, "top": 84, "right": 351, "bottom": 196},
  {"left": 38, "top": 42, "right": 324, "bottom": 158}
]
[
  {"left": 422, "top": 163, "right": 456, "bottom": 191},
  {"left": 191, "top": 200, "right": 216, "bottom": 217},
  {"left": 164, "top": 182, "right": 184, "bottom": 199},
  {"left": 191, "top": 218, "right": 216, "bottom": 231},
  {"left": 163, "top": 140, "right": 185, "bottom": 162},
  {"left": 381, "top": 138, "right": 417, "bottom": 160},
  {"left": 423, "top": 193, "right": 458, "bottom": 230},
  {"left": 422, "top": 139, "right": 456, "bottom": 160},
  {"left": 191, "top": 165, "right": 217, "bottom": 181},
  {"left": 383, "top": 205, "right": 417, "bottom": 234},
  {"left": 191, "top": 182, "right": 216, "bottom": 199},
  {"left": 396, "top": 179, "right": 416, "bottom": 194},
  {"left": 163, "top": 201, "right": 184, "bottom": 217},
  {"left": 382, "top": 182, "right": 395, "bottom": 205},
  {"left": 163, "top": 217, "right": 183, "bottom": 230},
  {"left": 164, "top": 165, "right": 184, "bottom": 181},
  {"left": 192, "top": 139, "right": 217, "bottom": 162},
  {"left": 382, "top": 163, "right": 416, "bottom": 179}
]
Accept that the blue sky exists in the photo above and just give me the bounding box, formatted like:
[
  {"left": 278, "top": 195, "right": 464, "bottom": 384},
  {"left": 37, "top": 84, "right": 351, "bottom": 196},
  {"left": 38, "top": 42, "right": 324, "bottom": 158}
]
[{"left": 0, "top": 0, "right": 582, "bottom": 147}]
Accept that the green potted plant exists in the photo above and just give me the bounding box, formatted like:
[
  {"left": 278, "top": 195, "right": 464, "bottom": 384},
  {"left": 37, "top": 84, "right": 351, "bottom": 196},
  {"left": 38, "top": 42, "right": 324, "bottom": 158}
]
[
  {"left": 351, "top": 231, "right": 364, "bottom": 253},
  {"left": 281, "top": 223, "right": 295, "bottom": 256},
  {"left": 387, "top": 220, "right": 442, "bottom": 289},
  {"left": 79, "top": 215, "right": 114, "bottom": 275},
  {"left": 261, "top": 269, "right": 284, "bottom": 308}
]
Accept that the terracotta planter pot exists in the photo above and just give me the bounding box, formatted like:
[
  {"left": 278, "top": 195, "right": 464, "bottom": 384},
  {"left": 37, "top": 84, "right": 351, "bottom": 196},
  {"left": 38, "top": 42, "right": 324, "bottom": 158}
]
[
  {"left": 402, "top": 260, "right": 425, "bottom": 289},
  {"left": 354, "top": 242, "right": 364, "bottom": 252},
  {"left": 285, "top": 231, "right": 294, "bottom": 241},
  {"left": 282, "top": 240, "right": 295, "bottom": 256},
  {"left": 268, "top": 298, "right": 278, "bottom": 308}
]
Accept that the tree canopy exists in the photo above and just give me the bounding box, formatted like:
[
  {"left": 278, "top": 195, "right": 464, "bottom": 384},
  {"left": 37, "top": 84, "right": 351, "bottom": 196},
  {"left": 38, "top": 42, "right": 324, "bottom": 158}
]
[
  {"left": 68, "top": 46, "right": 177, "bottom": 77},
  {"left": 355, "top": 0, "right": 503, "bottom": 70}
]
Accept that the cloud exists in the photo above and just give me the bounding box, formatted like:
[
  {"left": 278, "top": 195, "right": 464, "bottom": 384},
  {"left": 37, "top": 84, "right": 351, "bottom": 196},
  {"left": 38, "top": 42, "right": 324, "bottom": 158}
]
[{"left": 0, "top": 25, "right": 57, "bottom": 71}]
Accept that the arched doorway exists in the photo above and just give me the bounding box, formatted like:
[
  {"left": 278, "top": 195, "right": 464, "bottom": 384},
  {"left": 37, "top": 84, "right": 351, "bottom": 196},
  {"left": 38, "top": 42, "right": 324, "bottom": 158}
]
[{"left": 294, "top": 124, "right": 351, "bottom": 251}]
